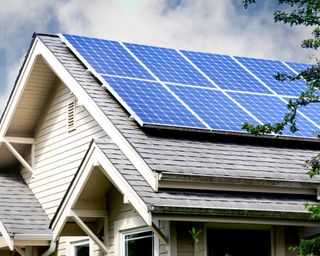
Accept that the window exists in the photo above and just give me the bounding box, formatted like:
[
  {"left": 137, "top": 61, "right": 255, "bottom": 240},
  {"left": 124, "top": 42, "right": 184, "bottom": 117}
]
[
  {"left": 67, "top": 237, "right": 92, "bottom": 256},
  {"left": 207, "top": 228, "right": 271, "bottom": 256},
  {"left": 123, "top": 230, "right": 154, "bottom": 256}
]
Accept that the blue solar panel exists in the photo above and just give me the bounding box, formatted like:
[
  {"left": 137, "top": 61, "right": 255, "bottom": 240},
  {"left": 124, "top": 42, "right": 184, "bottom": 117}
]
[
  {"left": 124, "top": 43, "right": 213, "bottom": 87},
  {"left": 168, "top": 85, "right": 259, "bottom": 131},
  {"left": 61, "top": 34, "right": 317, "bottom": 139},
  {"left": 181, "top": 51, "right": 271, "bottom": 93},
  {"left": 235, "top": 57, "right": 308, "bottom": 96},
  {"left": 102, "top": 76, "right": 206, "bottom": 129},
  {"left": 228, "top": 92, "right": 319, "bottom": 137},
  {"left": 285, "top": 61, "right": 311, "bottom": 73},
  {"left": 62, "top": 34, "right": 154, "bottom": 80},
  {"left": 293, "top": 99, "right": 320, "bottom": 134}
]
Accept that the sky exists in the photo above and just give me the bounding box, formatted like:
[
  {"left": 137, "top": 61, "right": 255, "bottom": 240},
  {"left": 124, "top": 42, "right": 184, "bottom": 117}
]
[{"left": 0, "top": 0, "right": 317, "bottom": 114}]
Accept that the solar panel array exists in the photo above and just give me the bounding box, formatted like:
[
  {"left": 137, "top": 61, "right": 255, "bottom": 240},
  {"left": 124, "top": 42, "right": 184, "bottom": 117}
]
[{"left": 60, "top": 34, "right": 319, "bottom": 138}]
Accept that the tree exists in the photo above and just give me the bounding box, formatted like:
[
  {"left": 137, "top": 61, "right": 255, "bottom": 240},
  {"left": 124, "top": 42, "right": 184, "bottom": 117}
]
[
  {"left": 242, "top": 0, "right": 320, "bottom": 176},
  {"left": 242, "top": 1, "right": 320, "bottom": 255}
]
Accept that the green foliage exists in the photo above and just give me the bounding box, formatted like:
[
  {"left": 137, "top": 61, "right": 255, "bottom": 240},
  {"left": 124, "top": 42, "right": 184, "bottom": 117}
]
[
  {"left": 242, "top": 0, "right": 320, "bottom": 176},
  {"left": 189, "top": 227, "right": 206, "bottom": 256},
  {"left": 242, "top": 1, "right": 320, "bottom": 255},
  {"left": 300, "top": 236, "right": 320, "bottom": 256}
]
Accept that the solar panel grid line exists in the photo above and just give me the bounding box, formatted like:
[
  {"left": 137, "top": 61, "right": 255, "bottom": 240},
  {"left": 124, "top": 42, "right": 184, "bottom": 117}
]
[
  {"left": 119, "top": 42, "right": 212, "bottom": 130},
  {"left": 230, "top": 56, "right": 277, "bottom": 96},
  {"left": 101, "top": 80, "right": 145, "bottom": 126},
  {"left": 281, "top": 61, "right": 299, "bottom": 75},
  {"left": 60, "top": 34, "right": 155, "bottom": 80},
  {"left": 279, "top": 62, "right": 320, "bottom": 130},
  {"left": 60, "top": 34, "right": 103, "bottom": 81},
  {"left": 102, "top": 75, "right": 208, "bottom": 129},
  {"left": 235, "top": 56, "right": 309, "bottom": 97},
  {"left": 231, "top": 55, "right": 320, "bottom": 131},
  {"left": 123, "top": 43, "right": 213, "bottom": 87},
  {"left": 181, "top": 51, "right": 271, "bottom": 94},
  {"left": 177, "top": 50, "right": 264, "bottom": 126}
]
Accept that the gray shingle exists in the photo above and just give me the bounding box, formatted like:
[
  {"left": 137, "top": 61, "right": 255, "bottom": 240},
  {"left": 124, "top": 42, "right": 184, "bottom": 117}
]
[{"left": 0, "top": 171, "right": 51, "bottom": 236}]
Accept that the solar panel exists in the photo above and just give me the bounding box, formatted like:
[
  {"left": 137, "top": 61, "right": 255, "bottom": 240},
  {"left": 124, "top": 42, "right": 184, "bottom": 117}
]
[
  {"left": 168, "top": 85, "right": 259, "bottom": 132},
  {"left": 61, "top": 34, "right": 154, "bottom": 80},
  {"left": 285, "top": 61, "right": 311, "bottom": 73},
  {"left": 61, "top": 34, "right": 319, "bottom": 139},
  {"left": 124, "top": 43, "right": 213, "bottom": 87},
  {"left": 102, "top": 76, "right": 207, "bottom": 129},
  {"left": 228, "top": 92, "right": 318, "bottom": 137},
  {"left": 235, "top": 57, "right": 308, "bottom": 97},
  {"left": 181, "top": 51, "right": 271, "bottom": 93}
]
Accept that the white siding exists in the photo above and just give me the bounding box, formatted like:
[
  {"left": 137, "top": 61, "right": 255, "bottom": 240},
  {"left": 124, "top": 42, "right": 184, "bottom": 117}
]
[{"left": 21, "top": 80, "right": 107, "bottom": 219}]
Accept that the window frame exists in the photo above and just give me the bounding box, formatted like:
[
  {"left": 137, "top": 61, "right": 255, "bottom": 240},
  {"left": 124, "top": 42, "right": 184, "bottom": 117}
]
[
  {"left": 121, "top": 228, "right": 155, "bottom": 256},
  {"left": 66, "top": 236, "right": 94, "bottom": 256}
]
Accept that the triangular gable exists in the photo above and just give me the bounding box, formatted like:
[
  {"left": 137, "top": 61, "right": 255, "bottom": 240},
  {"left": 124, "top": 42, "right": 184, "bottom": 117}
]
[
  {"left": 0, "top": 34, "right": 158, "bottom": 191},
  {"left": 51, "top": 138, "right": 171, "bottom": 253}
]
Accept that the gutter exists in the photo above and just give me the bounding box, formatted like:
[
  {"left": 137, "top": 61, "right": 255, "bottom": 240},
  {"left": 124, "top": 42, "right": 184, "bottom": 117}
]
[{"left": 41, "top": 240, "right": 56, "bottom": 256}]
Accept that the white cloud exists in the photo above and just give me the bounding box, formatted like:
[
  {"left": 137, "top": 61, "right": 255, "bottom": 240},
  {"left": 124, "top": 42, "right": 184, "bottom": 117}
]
[
  {"left": 0, "top": 0, "right": 316, "bottom": 116},
  {"left": 55, "top": 0, "right": 314, "bottom": 62}
]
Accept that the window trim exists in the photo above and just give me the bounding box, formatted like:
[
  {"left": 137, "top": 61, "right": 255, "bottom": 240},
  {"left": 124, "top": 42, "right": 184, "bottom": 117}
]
[
  {"left": 66, "top": 236, "right": 94, "bottom": 256},
  {"left": 121, "top": 228, "right": 155, "bottom": 256}
]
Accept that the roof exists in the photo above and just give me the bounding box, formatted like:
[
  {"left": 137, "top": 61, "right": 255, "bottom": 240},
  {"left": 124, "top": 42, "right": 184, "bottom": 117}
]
[
  {"left": 95, "top": 137, "right": 315, "bottom": 220},
  {"left": 38, "top": 34, "right": 320, "bottom": 187},
  {"left": 10, "top": 33, "right": 314, "bottom": 226},
  {"left": 0, "top": 170, "right": 51, "bottom": 237}
]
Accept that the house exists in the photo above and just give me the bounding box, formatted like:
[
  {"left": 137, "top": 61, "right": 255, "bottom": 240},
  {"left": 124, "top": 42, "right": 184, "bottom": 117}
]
[{"left": 0, "top": 32, "right": 319, "bottom": 256}]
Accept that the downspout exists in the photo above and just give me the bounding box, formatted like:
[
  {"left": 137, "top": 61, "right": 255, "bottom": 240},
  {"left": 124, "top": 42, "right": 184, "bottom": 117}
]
[{"left": 41, "top": 240, "right": 56, "bottom": 256}]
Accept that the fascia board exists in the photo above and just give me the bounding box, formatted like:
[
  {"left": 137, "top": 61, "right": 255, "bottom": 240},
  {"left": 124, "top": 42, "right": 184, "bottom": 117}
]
[
  {"left": 52, "top": 142, "right": 151, "bottom": 241},
  {"left": 52, "top": 143, "right": 97, "bottom": 240},
  {"left": 34, "top": 38, "right": 157, "bottom": 191},
  {"left": 94, "top": 143, "right": 151, "bottom": 226},
  {"left": 0, "top": 38, "right": 41, "bottom": 138}
]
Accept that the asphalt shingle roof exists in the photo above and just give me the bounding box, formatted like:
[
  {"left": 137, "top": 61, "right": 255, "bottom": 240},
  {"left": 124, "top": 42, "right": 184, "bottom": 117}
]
[{"left": 0, "top": 171, "right": 51, "bottom": 237}]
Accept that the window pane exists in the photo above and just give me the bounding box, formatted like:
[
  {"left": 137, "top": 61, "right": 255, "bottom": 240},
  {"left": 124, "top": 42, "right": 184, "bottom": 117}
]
[
  {"left": 75, "top": 244, "right": 89, "bottom": 256},
  {"left": 207, "top": 228, "right": 271, "bottom": 256},
  {"left": 125, "top": 231, "right": 153, "bottom": 256}
]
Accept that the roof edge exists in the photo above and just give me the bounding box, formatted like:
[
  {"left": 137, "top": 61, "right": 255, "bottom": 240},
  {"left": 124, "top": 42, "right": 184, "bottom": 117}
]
[{"left": 159, "top": 172, "right": 320, "bottom": 192}]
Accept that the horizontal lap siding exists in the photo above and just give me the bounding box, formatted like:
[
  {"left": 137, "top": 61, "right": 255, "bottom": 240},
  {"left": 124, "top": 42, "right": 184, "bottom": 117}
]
[{"left": 21, "top": 81, "right": 107, "bottom": 219}]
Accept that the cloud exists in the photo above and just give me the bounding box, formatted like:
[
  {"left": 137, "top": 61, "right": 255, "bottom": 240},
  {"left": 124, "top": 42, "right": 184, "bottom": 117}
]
[
  {"left": 55, "top": 0, "right": 314, "bottom": 62},
  {"left": 0, "top": 0, "right": 316, "bottom": 115}
]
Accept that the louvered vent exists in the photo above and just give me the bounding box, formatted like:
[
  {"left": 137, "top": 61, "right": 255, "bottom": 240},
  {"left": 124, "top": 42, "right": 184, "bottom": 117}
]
[{"left": 68, "top": 101, "right": 76, "bottom": 132}]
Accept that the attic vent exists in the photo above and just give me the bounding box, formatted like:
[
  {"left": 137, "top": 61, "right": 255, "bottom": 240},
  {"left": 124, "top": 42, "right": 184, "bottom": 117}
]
[{"left": 68, "top": 101, "right": 76, "bottom": 132}]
